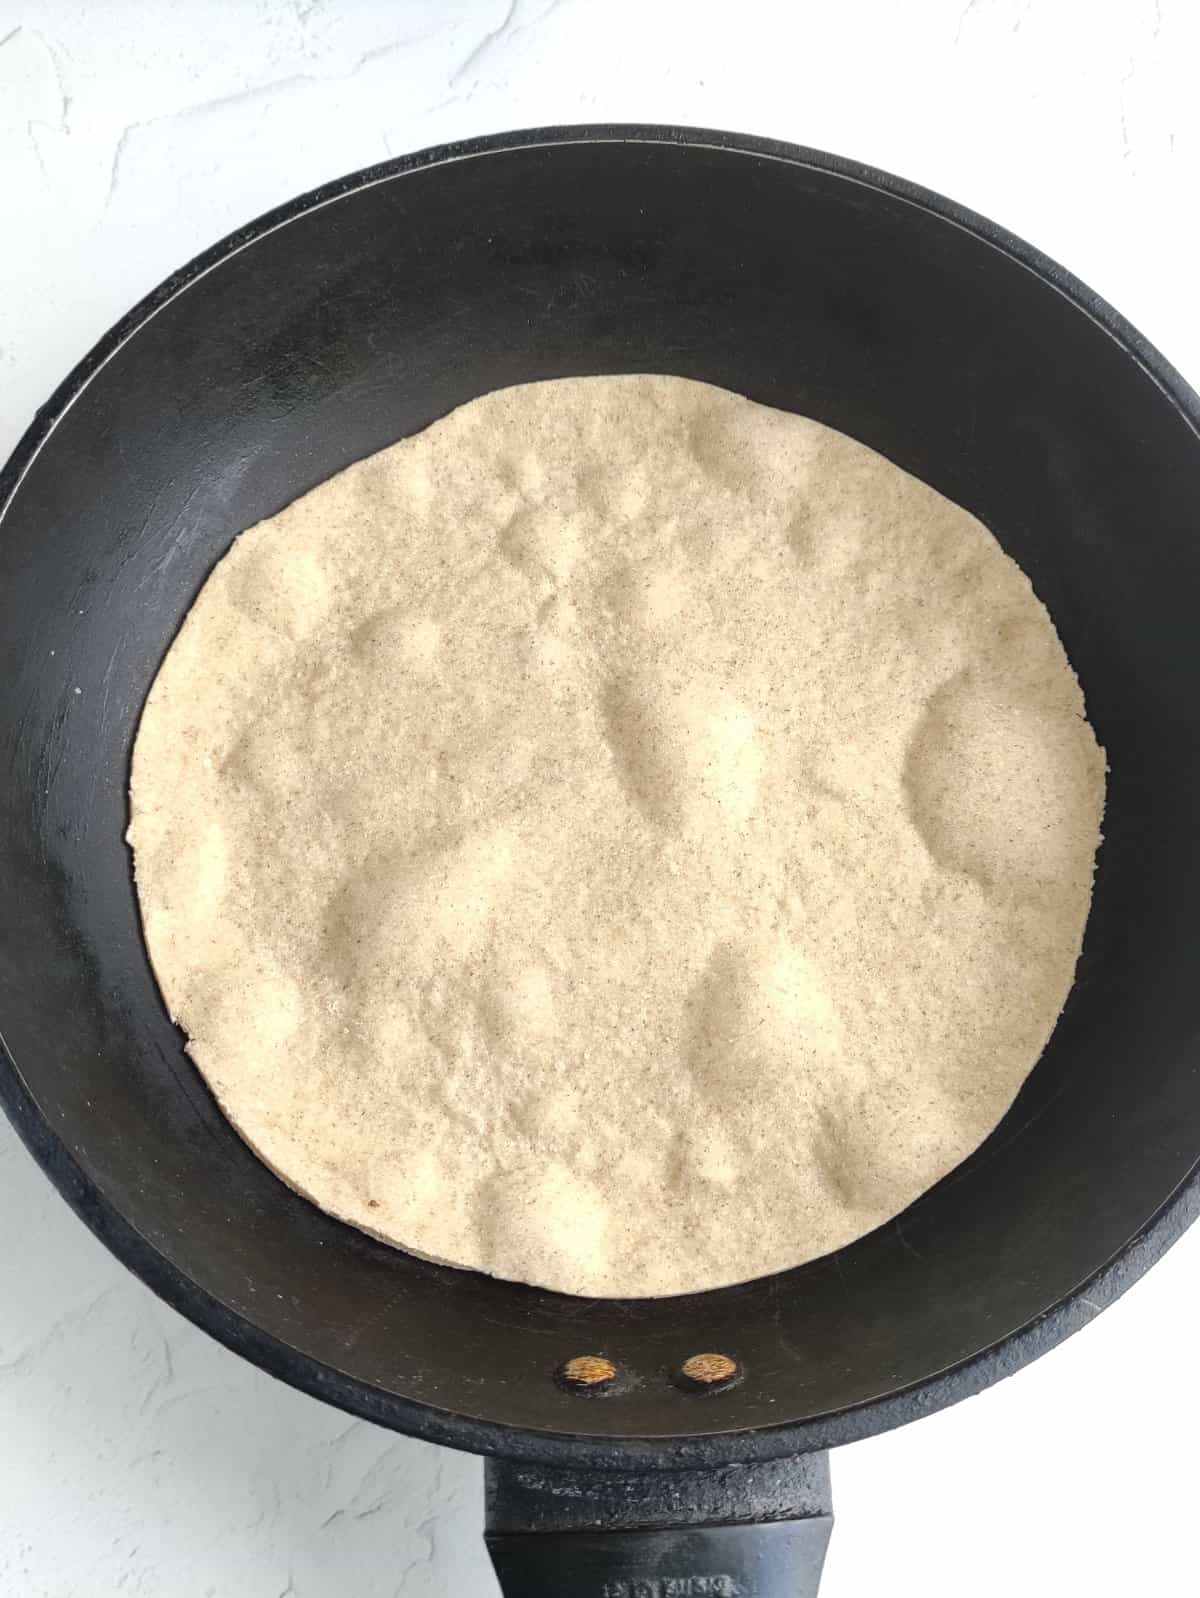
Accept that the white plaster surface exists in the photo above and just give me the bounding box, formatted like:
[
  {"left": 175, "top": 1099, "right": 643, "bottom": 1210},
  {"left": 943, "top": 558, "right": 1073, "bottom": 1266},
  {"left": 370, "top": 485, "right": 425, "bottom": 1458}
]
[{"left": 2, "top": 2, "right": 1199, "bottom": 1593}]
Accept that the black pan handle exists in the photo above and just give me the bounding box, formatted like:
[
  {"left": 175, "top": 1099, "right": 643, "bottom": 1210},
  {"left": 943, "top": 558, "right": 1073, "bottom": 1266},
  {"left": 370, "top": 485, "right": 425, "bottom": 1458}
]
[
  {"left": 486, "top": 1517, "right": 833, "bottom": 1597},
  {"left": 484, "top": 1453, "right": 833, "bottom": 1598}
]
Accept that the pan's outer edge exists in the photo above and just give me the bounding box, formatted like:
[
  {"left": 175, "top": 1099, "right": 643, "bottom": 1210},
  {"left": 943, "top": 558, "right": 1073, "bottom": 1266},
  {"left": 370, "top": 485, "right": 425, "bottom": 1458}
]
[{"left": 2, "top": 122, "right": 1199, "bottom": 1472}]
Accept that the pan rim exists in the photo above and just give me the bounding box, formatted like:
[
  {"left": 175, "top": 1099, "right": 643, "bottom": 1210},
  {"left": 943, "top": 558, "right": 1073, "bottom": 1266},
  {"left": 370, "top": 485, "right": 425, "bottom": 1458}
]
[{"left": 2, "top": 120, "right": 1199, "bottom": 1472}]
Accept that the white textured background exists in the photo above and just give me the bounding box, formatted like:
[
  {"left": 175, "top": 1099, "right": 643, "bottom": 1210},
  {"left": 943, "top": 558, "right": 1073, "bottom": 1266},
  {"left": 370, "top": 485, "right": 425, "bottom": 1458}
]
[{"left": 2, "top": 3, "right": 1199, "bottom": 1594}]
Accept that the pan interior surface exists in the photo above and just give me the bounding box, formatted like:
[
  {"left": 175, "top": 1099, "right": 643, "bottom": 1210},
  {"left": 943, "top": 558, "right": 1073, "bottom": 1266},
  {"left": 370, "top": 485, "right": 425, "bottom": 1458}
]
[{"left": 2, "top": 128, "right": 1199, "bottom": 1460}]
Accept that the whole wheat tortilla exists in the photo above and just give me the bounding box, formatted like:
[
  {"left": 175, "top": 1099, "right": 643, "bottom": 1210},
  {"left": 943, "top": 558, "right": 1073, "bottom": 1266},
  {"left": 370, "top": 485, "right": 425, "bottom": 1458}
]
[{"left": 128, "top": 375, "right": 1104, "bottom": 1297}]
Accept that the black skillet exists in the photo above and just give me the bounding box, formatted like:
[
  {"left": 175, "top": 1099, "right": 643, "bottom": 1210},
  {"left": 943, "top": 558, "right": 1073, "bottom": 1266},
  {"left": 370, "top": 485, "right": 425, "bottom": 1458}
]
[{"left": 3, "top": 125, "right": 1200, "bottom": 1597}]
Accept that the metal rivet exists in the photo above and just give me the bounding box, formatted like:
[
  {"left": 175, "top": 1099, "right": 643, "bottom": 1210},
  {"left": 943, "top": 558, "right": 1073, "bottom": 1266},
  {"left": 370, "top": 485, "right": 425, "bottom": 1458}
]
[
  {"left": 558, "top": 1354, "right": 619, "bottom": 1390},
  {"left": 677, "top": 1352, "right": 739, "bottom": 1390}
]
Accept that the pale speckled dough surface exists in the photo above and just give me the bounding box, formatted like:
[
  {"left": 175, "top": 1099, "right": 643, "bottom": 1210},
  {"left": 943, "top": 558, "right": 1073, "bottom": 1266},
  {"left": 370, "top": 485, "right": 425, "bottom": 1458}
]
[{"left": 128, "top": 375, "right": 1105, "bottom": 1298}]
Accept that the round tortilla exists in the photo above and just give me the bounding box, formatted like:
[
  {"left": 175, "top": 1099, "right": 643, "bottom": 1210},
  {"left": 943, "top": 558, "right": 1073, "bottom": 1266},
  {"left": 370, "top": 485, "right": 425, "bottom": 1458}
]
[{"left": 128, "top": 375, "right": 1104, "bottom": 1297}]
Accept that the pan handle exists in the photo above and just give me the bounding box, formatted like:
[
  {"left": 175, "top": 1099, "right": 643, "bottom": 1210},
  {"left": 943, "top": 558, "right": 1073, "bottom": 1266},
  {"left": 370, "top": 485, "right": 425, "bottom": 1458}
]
[{"left": 484, "top": 1452, "right": 833, "bottom": 1598}]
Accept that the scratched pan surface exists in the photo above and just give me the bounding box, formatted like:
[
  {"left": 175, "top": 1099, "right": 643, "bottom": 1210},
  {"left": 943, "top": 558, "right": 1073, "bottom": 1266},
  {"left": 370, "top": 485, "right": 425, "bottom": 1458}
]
[{"left": 2, "top": 126, "right": 1200, "bottom": 1472}]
